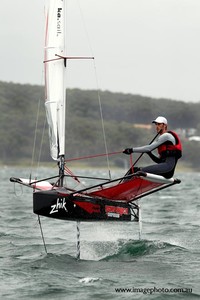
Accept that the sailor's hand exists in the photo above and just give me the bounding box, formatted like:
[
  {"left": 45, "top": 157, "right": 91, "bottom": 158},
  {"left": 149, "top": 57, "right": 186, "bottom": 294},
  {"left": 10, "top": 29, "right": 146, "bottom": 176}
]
[{"left": 123, "top": 148, "right": 133, "bottom": 155}]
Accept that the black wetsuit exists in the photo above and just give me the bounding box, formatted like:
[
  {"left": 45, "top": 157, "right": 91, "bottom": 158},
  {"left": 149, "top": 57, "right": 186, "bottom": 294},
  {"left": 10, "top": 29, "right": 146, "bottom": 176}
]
[
  {"left": 141, "top": 154, "right": 177, "bottom": 179},
  {"left": 127, "top": 132, "right": 181, "bottom": 179}
]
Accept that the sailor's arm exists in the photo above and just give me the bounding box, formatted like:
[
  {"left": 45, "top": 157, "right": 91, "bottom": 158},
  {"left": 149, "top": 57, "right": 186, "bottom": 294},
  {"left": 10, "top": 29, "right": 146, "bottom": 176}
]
[
  {"left": 123, "top": 133, "right": 175, "bottom": 154},
  {"left": 147, "top": 151, "right": 162, "bottom": 163}
]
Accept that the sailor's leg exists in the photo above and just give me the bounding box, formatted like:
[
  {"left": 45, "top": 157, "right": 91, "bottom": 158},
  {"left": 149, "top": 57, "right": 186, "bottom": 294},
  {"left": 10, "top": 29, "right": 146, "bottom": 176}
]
[{"left": 141, "top": 160, "right": 176, "bottom": 178}]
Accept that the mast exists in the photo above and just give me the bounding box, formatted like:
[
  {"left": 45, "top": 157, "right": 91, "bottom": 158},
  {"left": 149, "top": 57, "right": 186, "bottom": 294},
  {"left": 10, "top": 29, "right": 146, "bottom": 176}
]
[{"left": 44, "top": 0, "right": 66, "bottom": 186}]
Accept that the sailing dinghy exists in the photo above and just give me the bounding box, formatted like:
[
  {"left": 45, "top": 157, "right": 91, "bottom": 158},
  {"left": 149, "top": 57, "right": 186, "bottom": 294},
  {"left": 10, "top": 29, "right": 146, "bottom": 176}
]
[{"left": 10, "top": 0, "right": 181, "bottom": 225}]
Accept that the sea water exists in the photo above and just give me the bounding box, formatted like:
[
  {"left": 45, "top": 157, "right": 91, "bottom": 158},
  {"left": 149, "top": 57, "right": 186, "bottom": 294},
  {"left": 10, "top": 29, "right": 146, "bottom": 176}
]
[{"left": 1, "top": 166, "right": 200, "bottom": 299}]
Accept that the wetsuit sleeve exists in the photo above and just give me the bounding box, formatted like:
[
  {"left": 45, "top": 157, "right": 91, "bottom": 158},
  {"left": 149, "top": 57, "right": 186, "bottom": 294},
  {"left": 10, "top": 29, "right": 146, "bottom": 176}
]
[{"left": 132, "top": 133, "right": 175, "bottom": 153}]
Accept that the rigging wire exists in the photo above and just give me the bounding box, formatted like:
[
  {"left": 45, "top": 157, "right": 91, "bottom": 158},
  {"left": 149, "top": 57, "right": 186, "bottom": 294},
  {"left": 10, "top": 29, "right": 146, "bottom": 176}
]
[
  {"left": 130, "top": 153, "right": 134, "bottom": 173},
  {"left": 37, "top": 116, "right": 47, "bottom": 172},
  {"left": 65, "top": 150, "right": 122, "bottom": 162},
  {"left": 28, "top": 75, "right": 50, "bottom": 252},
  {"left": 76, "top": 0, "right": 94, "bottom": 57},
  {"left": 30, "top": 70, "right": 46, "bottom": 178},
  {"left": 96, "top": 77, "right": 111, "bottom": 180},
  {"left": 30, "top": 95, "right": 41, "bottom": 176},
  {"left": 76, "top": 0, "right": 112, "bottom": 180},
  {"left": 64, "top": 165, "right": 81, "bottom": 183}
]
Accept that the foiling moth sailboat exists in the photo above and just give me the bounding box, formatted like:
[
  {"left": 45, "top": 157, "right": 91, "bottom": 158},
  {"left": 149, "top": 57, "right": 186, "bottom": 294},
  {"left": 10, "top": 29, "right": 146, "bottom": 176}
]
[{"left": 10, "top": 0, "right": 181, "bottom": 226}]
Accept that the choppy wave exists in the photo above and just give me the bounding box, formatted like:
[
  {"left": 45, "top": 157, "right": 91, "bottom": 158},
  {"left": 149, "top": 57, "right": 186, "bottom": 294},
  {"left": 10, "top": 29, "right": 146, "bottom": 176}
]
[
  {"left": 2, "top": 169, "right": 200, "bottom": 299},
  {"left": 79, "top": 277, "right": 101, "bottom": 284},
  {"left": 101, "top": 239, "right": 187, "bottom": 261}
]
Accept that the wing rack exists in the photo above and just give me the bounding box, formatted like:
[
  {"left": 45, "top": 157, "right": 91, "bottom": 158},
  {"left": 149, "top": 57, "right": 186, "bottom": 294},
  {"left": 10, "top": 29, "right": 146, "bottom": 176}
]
[{"left": 10, "top": 172, "right": 181, "bottom": 222}]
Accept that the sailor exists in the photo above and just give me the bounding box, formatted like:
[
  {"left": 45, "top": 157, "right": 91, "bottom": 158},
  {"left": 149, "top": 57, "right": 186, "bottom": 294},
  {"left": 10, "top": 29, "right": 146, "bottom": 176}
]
[{"left": 123, "top": 116, "right": 182, "bottom": 179}]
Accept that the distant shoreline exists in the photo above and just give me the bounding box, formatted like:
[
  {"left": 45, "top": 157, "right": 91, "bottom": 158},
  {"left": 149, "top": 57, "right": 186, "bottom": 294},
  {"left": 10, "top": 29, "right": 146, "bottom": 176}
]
[{"left": 2, "top": 161, "right": 198, "bottom": 173}]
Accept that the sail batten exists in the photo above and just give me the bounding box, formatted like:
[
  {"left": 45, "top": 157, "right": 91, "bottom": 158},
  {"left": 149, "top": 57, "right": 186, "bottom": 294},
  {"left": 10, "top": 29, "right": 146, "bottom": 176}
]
[{"left": 44, "top": 0, "right": 66, "bottom": 160}]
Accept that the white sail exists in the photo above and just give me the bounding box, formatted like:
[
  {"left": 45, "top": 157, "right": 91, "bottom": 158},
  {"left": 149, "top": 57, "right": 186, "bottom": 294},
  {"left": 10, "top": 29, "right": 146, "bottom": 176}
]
[{"left": 44, "top": 0, "right": 66, "bottom": 160}]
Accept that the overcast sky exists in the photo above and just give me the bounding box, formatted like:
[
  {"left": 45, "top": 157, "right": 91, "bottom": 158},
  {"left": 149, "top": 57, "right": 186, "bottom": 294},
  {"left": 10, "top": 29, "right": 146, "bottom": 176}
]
[{"left": 1, "top": 0, "right": 200, "bottom": 102}]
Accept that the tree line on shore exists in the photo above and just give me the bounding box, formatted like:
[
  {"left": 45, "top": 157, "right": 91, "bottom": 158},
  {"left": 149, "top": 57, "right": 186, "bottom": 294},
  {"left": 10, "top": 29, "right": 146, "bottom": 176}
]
[{"left": 0, "top": 81, "right": 200, "bottom": 170}]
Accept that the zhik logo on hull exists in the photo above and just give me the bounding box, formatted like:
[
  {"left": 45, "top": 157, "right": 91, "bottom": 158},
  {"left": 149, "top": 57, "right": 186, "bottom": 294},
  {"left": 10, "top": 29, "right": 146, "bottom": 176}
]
[{"left": 50, "top": 198, "right": 68, "bottom": 214}]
